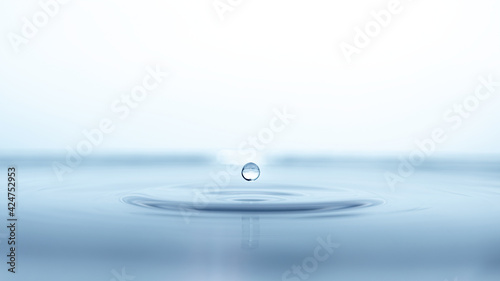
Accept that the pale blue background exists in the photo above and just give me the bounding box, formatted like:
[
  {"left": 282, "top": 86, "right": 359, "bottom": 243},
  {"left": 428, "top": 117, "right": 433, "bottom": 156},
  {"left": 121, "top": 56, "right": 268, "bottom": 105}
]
[{"left": 1, "top": 0, "right": 500, "bottom": 156}]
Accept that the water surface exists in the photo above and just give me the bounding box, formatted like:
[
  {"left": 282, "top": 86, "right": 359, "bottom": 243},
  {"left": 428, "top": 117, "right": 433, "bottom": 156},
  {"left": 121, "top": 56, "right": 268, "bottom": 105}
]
[{"left": 1, "top": 156, "right": 499, "bottom": 281}]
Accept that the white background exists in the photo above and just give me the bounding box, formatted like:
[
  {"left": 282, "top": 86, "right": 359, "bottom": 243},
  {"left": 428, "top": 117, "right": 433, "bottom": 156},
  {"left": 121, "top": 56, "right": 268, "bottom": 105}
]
[{"left": 1, "top": 0, "right": 499, "bottom": 155}]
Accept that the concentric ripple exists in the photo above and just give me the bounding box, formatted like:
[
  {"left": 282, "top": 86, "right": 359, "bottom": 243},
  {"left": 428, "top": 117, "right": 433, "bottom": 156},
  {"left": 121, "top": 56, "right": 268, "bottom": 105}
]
[{"left": 121, "top": 183, "right": 384, "bottom": 218}]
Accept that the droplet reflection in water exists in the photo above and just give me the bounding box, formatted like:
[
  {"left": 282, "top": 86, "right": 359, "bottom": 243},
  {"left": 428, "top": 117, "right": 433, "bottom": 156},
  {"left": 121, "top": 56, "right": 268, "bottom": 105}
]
[{"left": 241, "top": 162, "right": 260, "bottom": 181}]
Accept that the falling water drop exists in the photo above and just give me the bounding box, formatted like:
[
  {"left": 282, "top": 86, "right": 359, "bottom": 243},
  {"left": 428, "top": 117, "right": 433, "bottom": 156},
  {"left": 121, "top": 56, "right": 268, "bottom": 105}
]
[{"left": 242, "top": 162, "right": 260, "bottom": 181}]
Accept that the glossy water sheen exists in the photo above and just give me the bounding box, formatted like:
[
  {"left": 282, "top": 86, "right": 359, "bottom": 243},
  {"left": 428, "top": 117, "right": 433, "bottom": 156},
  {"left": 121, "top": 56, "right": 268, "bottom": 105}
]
[
  {"left": 241, "top": 162, "right": 260, "bottom": 181},
  {"left": 2, "top": 157, "right": 500, "bottom": 281}
]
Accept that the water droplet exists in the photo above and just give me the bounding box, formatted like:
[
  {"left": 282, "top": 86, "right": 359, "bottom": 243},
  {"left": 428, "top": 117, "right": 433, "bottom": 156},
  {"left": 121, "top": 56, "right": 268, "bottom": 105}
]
[{"left": 242, "top": 162, "right": 260, "bottom": 181}]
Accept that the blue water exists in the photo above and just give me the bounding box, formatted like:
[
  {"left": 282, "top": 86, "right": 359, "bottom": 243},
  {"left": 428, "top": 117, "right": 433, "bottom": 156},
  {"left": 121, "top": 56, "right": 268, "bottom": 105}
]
[{"left": 1, "top": 156, "right": 500, "bottom": 281}]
